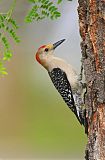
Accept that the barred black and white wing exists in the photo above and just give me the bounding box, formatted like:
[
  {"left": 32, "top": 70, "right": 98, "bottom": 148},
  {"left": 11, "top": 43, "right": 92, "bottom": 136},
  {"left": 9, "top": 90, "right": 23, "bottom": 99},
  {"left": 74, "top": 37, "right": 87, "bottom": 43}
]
[{"left": 48, "top": 68, "right": 83, "bottom": 125}]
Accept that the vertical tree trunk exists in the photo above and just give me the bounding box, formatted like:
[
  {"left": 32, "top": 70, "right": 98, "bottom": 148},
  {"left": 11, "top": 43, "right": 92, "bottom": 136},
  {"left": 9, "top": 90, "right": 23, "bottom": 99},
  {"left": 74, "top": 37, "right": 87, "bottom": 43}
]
[{"left": 78, "top": 0, "right": 105, "bottom": 159}]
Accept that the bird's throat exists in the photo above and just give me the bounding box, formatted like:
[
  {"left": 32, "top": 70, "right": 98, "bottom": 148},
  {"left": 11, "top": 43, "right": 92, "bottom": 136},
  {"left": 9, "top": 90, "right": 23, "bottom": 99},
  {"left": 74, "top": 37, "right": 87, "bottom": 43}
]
[{"left": 36, "top": 53, "right": 48, "bottom": 70}]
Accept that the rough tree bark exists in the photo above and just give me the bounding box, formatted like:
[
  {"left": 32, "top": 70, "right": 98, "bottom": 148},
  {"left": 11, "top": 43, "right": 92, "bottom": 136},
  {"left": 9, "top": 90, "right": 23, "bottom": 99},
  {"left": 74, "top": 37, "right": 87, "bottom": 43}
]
[{"left": 78, "top": 0, "right": 105, "bottom": 159}]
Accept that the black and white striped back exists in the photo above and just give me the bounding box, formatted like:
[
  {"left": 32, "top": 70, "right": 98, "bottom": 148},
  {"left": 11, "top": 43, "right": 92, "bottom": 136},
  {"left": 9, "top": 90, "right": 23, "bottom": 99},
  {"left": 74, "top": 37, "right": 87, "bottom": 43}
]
[{"left": 48, "top": 68, "right": 82, "bottom": 124}]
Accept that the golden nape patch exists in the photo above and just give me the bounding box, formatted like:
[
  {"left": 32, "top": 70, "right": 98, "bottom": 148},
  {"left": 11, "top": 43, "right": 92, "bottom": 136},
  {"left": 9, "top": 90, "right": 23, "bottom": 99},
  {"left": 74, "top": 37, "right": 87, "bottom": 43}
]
[{"left": 46, "top": 44, "right": 53, "bottom": 49}]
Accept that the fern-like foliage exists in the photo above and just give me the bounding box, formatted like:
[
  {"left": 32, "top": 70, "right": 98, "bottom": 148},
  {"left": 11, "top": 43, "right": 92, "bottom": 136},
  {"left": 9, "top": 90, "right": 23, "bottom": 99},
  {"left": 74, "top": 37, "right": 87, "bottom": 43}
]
[
  {"left": 25, "top": 0, "right": 72, "bottom": 22},
  {"left": 0, "top": 0, "right": 20, "bottom": 75},
  {"left": 0, "top": 0, "right": 72, "bottom": 76},
  {"left": 25, "top": 0, "right": 61, "bottom": 22}
]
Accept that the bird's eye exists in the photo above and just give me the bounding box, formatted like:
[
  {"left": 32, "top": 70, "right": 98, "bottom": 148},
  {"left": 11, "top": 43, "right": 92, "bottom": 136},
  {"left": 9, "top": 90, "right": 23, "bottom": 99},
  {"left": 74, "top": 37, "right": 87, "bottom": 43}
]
[{"left": 45, "top": 48, "right": 49, "bottom": 52}]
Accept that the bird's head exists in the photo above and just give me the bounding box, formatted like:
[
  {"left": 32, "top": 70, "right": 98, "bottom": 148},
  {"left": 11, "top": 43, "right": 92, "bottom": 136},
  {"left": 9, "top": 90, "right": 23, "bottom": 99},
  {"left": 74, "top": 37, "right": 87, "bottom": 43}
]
[{"left": 35, "top": 39, "right": 65, "bottom": 68}]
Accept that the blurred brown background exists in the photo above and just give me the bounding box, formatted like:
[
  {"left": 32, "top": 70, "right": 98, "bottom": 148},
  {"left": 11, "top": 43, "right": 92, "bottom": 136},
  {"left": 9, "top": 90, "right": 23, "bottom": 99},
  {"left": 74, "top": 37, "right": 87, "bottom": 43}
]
[{"left": 0, "top": 0, "right": 86, "bottom": 159}]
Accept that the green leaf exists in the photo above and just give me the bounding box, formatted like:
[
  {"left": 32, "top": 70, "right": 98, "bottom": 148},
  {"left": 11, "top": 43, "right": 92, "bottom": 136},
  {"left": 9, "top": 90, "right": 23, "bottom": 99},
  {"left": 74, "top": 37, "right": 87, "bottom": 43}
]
[
  {"left": 0, "top": 62, "right": 8, "bottom": 75},
  {"left": 9, "top": 29, "right": 20, "bottom": 43},
  {"left": 2, "top": 37, "right": 10, "bottom": 49},
  {"left": 0, "top": 0, "right": 20, "bottom": 76},
  {"left": 57, "top": 0, "right": 62, "bottom": 4},
  {"left": 1, "top": 70, "right": 8, "bottom": 75},
  {"left": 0, "top": 14, "right": 5, "bottom": 22},
  {"left": 25, "top": 5, "right": 38, "bottom": 22},
  {"left": 28, "top": 0, "right": 36, "bottom": 3},
  {"left": 3, "top": 51, "right": 12, "bottom": 61},
  {"left": 8, "top": 18, "right": 19, "bottom": 29},
  {"left": 47, "top": 2, "right": 53, "bottom": 7},
  {"left": 0, "top": 23, "right": 5, "bottom": 28}
]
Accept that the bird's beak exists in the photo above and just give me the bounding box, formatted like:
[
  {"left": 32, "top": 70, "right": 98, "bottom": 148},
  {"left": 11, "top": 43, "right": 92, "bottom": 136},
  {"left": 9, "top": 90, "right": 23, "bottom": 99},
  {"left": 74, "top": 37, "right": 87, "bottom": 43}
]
[{"left": 53, "top": 39, "right": 66, "bottom": 49}]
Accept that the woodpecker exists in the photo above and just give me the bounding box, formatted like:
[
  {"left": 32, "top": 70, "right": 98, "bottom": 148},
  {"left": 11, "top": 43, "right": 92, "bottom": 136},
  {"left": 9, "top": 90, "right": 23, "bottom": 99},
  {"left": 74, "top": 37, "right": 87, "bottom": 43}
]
[{"left": 35, "top": 39, "right": 86, "bottom": 126}]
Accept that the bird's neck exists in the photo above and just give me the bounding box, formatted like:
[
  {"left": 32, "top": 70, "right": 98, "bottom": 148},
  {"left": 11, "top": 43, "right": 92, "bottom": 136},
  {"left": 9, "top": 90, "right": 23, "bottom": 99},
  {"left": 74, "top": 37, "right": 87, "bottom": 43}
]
[
  {"left": 40, "top": 54, "right": 55, "bottom": 70},
  {"left": 42, "top": 56, "right": 68, "bottom": 72}
]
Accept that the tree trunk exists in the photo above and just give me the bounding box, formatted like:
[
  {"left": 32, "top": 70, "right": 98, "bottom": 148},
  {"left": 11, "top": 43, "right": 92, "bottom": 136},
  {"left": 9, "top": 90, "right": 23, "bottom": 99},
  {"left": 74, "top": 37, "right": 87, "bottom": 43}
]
[{"left": 78, "top": 0, "right": 105, "bottom": 159}]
